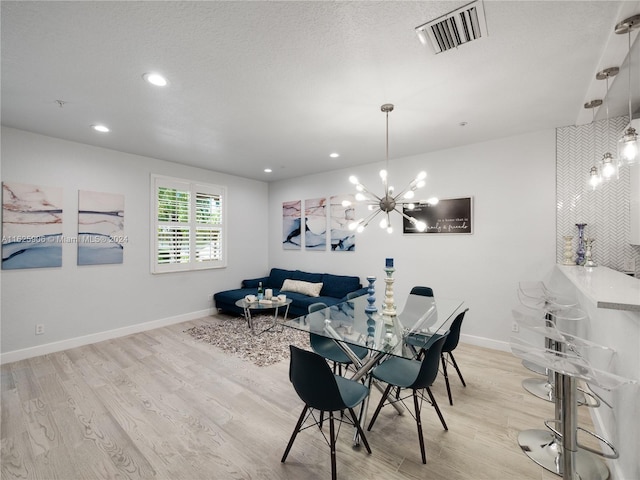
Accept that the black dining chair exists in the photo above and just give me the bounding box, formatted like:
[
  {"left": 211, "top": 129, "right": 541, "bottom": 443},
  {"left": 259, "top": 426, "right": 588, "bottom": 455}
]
[
  {"left": 397, "top": 286, "right": 435, "bottom": 329},
  {"left": 367, "top": 334, "right": 449, "bottom": 464},
  {"left": 282, "top": 345, "right": 372, "bottom": 480},
  {"left": 440, "top": 308, "right": 469, "bottom": 405},
  {"left": 308, "top": 302, "right": 368, "bottom": 375}
]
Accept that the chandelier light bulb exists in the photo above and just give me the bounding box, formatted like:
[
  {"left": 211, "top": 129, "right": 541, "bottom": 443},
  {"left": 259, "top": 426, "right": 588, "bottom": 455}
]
[
  {"left": 342, "top": 200, "right": 351, "bottom": 207},
  {"left": 379, "top": 169, "right": 387, "bottom": 180},
  {"left": 416, "top": 221, "right": 427, "bottom": 232},
  {"left": 416, "top": 171, "right": 427, "bottom": 180},
  {"left": 386, "top": 226, "right": 393, "bottom": 234},
  {"left": 426, "top": 197, "right": 439, "bottom": 205},
  {"left": 349, "top": 175, "right": 359, "bottom": 184},
  {"left": 403, "top": 190, "right": 415, "bottom": 199},
  {"left": 406, "top": 203, "right": 415, "bottom": 210},
  {"left": 355, "top": 192, "right": 366, "bottom": 201},
  {"left": 379, "top": 218, "right": 388, "bottom": 229}
]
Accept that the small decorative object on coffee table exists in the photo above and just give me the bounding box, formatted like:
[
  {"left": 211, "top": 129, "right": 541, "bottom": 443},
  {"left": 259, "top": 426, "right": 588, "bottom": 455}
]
[{"left": 382, "top": 258, "right": 396, "bottom": 320}]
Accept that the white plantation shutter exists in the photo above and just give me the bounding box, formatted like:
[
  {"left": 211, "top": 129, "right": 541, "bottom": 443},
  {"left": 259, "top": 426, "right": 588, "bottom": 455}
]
[{"left": 152, "top": 175, "right": 226, "bottom": 273}]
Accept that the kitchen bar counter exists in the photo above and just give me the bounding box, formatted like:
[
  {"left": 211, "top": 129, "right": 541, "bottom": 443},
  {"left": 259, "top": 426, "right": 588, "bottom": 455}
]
[{"left": 556, "top": 264, "right": 640, "bottom": 312}]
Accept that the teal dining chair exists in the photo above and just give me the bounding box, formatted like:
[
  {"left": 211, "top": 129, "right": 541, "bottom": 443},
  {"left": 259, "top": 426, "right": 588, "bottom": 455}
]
[
  {"left": 366, "top": 333, "right": 449, "bottom": 464},
  {"left": 281, "top": 345, "right": 372, "bottom": 480}
]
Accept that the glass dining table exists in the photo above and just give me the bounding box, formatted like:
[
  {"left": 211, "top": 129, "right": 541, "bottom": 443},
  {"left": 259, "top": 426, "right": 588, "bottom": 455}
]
[{"left": 283, "top": 293, "right": 466, "bottom": 445}]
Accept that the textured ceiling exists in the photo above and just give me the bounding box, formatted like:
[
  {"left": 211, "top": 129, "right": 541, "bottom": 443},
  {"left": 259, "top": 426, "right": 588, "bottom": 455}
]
[{"left": 2, "top": 1, "right": 639, "bottom": 182}]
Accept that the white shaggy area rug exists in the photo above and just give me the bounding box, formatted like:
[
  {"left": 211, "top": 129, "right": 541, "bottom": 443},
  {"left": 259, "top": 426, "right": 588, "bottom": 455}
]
[{"left": 184, "top": 315, "right": 309, "bottom": 367}]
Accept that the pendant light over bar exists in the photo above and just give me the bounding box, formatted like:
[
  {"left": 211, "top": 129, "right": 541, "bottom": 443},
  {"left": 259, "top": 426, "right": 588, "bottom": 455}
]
[
  {"left": 615, "top": 14, "right": 640, "bottom": 166},
  {"left": 596, "top": 67, "right": 619, "bottom": 181}
]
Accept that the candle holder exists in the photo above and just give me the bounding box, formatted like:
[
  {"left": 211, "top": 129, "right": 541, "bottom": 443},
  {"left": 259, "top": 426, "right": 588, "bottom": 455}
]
[
  {"left": 365, "top": 276, "right": 378, "bottom": 313},
  {"left": 382, "top": 266, "right": 396, "bottom": 318},
  {"left": 562, "top": 236, "right": 576, "bottom": 265},
  {"left": 575, "top": 223, "right": 587, "bottom": 266},
  {"left": 584, "top": 238, "right": 597, "bottom": 268}
]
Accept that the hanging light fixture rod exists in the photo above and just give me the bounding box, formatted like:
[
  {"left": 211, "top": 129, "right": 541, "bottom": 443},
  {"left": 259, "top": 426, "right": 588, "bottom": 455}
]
[{"left": 615, "top": 14, "right": 640, "bottom": 165}]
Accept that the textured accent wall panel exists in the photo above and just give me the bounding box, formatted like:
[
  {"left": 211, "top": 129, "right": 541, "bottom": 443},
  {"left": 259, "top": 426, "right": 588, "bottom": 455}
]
[{"left": 556, "top": 116, "right": 638, "bottom": 274}]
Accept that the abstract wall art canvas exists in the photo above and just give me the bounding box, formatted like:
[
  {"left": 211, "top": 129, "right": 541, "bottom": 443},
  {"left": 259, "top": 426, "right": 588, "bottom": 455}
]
[
  {"left": 78, "top": 190, "right": 125, "bottom": 265},
  {"left": 330, "top": 194, "right": 356, "bottom": 251},
  {"left": 282, "top": 200, "right": 302, "bottom": 250},
  {"left": 2, "top": 182, "right": 64, "bottom": 269},
  {"left": 304, "top": 197, "right": 327, "bottom": 251}
]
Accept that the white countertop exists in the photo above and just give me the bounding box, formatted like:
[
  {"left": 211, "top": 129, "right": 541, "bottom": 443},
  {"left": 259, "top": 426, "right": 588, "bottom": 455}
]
[{"left": 556, "top": 265, "right": 640, "bottom": 312}]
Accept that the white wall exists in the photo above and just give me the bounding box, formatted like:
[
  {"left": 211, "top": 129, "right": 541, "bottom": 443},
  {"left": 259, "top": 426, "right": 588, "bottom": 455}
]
[
  {"left": 1, "top": 127, "right": 269, "bottom": 361},
  {"left": 268, "top": 129, "right": 557, "bottom": 350}
]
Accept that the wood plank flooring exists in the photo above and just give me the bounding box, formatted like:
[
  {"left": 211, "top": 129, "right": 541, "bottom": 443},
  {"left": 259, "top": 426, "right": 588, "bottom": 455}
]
[{"left": 1, "top": 315, "right": 603, "bottom": 480}]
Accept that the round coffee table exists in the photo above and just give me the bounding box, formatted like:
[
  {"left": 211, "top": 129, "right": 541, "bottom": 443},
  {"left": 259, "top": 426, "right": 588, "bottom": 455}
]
[{"left": 235, "top": 298, "right": 293, "bottom": 334}]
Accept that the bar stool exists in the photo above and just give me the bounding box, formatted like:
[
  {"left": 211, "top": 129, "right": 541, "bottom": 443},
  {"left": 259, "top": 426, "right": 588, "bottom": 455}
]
[
  {"left": 511, "top": 317, "right": 633, "bottom": 479},
  {"left": 517, "top": 281, "right": 591, "bottom": 404},
  {"left": 517, "top": 281, "right": 578, "bottom": 377}
]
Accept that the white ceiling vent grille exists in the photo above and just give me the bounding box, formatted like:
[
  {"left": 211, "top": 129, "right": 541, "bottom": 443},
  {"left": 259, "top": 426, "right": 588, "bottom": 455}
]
[{"left": 416, "top": 0, "right": 487, "bottom": 54}]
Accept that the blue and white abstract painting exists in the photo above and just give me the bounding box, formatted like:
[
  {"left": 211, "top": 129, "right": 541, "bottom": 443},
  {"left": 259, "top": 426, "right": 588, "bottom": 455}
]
[
  {"left": 282, "top": 200, "right": 302, "bottom": 250},
  {"left": 305, "top": 197, "right": 327, "bottom": 251},
  {"left": 330, "top": 194, "right": 356, "bottom": 251},
  {"left": 2, "top": 182, "right": 64, "bottom": 269},
  {"left": 78, "top": 190, "right": 125, "bottom": 265}
]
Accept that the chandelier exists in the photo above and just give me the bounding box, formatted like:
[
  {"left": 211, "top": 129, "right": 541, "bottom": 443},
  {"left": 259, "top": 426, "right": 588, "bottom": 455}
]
[{"left": 347, "top": 104, "right": 437, "bottom": 234}]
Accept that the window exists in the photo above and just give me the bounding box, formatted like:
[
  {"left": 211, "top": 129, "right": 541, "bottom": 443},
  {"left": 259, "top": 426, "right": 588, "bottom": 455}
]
[{"left": 151, "top": 175, "right": 226, "bottom": 273}]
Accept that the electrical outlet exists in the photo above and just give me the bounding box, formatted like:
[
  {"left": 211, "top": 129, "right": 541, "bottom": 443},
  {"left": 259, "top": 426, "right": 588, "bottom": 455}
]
[
  {"left": 511, "top": 322, "right": 519, "bottom": 333},
  {"left": 35, "top": 324, "right": 45, "bottom": 335}
]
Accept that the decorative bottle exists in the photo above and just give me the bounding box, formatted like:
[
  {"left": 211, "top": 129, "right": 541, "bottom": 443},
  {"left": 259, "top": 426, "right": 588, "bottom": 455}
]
[{"left": 257, "top": 282, "right": 264, "bottom": 301}]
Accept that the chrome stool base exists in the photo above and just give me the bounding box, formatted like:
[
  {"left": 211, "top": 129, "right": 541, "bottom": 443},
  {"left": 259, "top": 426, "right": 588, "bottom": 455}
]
[
  {"left": 518, "top": 429, "right": 610, "bottom": 480},
  {"left": 522, "top": 378, "right": 589, "bottom": 405},
  {"left": 522, "top": 359, "right": 547, "bottom": 376}
]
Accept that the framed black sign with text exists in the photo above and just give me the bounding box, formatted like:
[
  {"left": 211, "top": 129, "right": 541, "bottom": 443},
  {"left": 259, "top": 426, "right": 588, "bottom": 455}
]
[{"left": 402, "top": 197, "right": 473, "bottom": 234}]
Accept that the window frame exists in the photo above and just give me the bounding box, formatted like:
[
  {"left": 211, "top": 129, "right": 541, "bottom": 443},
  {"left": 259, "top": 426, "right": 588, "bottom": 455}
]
[{"left": 151, "top": 174, "right": 227, "bottom": 273}]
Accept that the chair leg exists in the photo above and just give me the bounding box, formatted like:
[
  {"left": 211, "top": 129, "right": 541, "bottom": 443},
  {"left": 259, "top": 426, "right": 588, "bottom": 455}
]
[
  {"left": 329, "top": 411, "right": 337, "bottom": 480},
  {"left": 347, "top": 407, "right": 372, "bottom": 454},
  {"left": 413, "top": 389, "right": 427, "bottom": 464},
  {"left": 282, "top": 405, "right": 308, "bottom": 463},
  {"left": 448, "top": 352, "right": 466, "bottom": 387},
  {"left": 426, "top": 387, "right": 448, "bottom": 431},
  {"left": 441, "top": 353, "right": 453, "bottom": 405},
  {"left": 367, "top": 383, "right": 393, "bottom": 431}
]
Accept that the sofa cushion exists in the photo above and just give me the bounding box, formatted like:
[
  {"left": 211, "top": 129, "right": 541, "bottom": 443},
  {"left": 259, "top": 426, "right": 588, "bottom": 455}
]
[
  {"left": 281, "top": 279, "right": 323, "bottom": 297},
  {"left": 292, "top": 269, "right": 324, "bottom": 283},
  {"left": 320, "top": 273, "right": 362, "bottom": 299},
  {"left": 267, "top": 268, "right": 294, "bottom": 289}
]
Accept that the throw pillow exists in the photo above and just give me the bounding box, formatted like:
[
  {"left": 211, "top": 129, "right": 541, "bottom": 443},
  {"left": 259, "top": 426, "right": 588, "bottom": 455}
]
[{"left": 280, "top": 279, "right": 323, "bottom": 297}]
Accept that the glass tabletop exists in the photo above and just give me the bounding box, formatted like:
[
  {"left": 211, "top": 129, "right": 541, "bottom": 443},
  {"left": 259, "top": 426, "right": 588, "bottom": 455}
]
[
  {"left": 284, "top": 294, "right": 465, "bottom": 359},
  {"left": 235, "top": 298, "right": 292, "bottom": 310}
]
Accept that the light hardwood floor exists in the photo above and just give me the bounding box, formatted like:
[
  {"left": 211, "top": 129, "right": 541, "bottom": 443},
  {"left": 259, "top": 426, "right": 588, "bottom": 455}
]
[{"left": 1, "top": 315, "right": 602, "bottom": 480}]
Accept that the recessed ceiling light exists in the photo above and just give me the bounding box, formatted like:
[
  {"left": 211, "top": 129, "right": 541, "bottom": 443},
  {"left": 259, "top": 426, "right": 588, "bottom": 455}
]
[
  {"left": 264, "top": 168, "right": 273, "bottom": 173},
  {"left": 91, "top": 124, "right": 110, "bottom": 133},
  {"left": 330, "top": 152, "right": 340, "bottom": 158},
  {"left": 143, "top": 72, "right": 168, "bottom": 87}
]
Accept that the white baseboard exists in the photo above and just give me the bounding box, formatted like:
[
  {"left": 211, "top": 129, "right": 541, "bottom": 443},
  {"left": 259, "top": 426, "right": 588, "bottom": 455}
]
[
  {"left": 460, "top": 333, "right": 510, "bottom": 352},
  {"left": 1, "top": 309, "right": 212, "bottom": 364}
]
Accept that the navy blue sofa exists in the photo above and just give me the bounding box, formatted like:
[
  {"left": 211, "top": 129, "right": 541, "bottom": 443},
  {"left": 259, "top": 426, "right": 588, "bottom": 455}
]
[{"left": 214, "top": 267, "right": 367, "bottom": 318}]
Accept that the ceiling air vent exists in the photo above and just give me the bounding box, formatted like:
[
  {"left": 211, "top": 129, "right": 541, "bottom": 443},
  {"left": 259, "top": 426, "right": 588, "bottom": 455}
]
[{"left": 416, "top": 0, "right": 487, "bottom": 54}]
